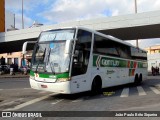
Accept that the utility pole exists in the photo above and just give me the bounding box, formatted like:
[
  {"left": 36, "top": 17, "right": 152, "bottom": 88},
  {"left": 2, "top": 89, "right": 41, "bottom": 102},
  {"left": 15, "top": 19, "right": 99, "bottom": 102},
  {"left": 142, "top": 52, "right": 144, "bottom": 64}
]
[
  {"left": 22, "top": 0, "right": 24, "bottom": 29},
  {"left": 14, "top": 14, "right": 15, "bottom": 28},
  {"left": 135, "top": 0, "right": 138, "bottom": 47},
  {"left": 135, "top": 0, "right": 137, "bottom": 13}
]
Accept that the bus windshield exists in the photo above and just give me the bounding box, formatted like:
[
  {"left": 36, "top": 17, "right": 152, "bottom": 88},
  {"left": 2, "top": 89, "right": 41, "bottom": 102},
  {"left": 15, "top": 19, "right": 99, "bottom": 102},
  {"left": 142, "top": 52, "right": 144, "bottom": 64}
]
[{"left": 31, "top": 29, "right": 75, "bottom": 74}]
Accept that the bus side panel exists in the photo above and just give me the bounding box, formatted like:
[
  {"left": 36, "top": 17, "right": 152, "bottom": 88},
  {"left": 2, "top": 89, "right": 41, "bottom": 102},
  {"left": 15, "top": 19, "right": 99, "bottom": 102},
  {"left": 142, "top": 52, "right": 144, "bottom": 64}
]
[
  {"left": 135, "top": 68, "right": 148, "bottom": 80},
  {"left": 92, "top": 54, "right": 148, "bottom": 88},
  {"left": 91, "top": 67, "right": 132, "bottom": 89},
  {"left": 91, "top": 67, "right": 147, "bottom": 89},
  {"left": 70, "top": 72, "right": 92, "bottom": 93}
]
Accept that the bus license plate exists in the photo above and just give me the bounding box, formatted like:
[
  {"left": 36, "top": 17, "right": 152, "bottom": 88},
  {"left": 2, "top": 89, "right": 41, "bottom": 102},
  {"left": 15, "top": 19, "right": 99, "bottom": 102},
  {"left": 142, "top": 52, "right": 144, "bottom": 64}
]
[{"left": 41, "top": 84, "right": 48, "bottom": 88}]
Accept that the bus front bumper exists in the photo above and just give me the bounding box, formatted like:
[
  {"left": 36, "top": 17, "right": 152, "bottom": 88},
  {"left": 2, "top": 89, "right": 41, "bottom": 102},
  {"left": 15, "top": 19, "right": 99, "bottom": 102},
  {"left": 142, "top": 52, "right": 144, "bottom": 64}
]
[{"left": 29, "top": 78, "right": 72, "bottom": 94}]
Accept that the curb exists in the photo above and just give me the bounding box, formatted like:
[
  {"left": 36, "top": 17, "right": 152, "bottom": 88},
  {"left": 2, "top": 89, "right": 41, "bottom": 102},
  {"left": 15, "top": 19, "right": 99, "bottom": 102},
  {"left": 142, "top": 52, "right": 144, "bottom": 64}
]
[{"left": 0, "top": 75, "right": 29, "bottom": 79}]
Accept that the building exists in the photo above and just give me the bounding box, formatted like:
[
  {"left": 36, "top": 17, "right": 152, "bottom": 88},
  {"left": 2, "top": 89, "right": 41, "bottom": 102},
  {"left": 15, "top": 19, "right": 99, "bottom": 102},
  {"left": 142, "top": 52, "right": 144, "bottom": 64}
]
[
  {"left": 5, "top": 10, "right": 16, "bottom": 31},
  {"left": 145, "top": 45, "right": 160, "bottom": 72},
  {"left": 0, "top": 0, "right": 5, "bottom": 32},
  {"left": 0, "top": 51, "right": 32, "bottom": 67},
  {"left": 0, "top": 0, "right": 26, "bottom": 68},
  {"left": 0, "top": 52, "right": 22, "bottom": 66},
  {"left": 0, "top": 0, "right": 15, "bottom": 32}
]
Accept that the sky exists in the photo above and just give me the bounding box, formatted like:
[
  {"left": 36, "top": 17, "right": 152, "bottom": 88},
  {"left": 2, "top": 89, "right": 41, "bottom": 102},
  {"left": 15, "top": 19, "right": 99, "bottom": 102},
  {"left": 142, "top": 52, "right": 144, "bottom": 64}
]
[{"left": 5, "top": 0, "right": 160, "bottom": 48}]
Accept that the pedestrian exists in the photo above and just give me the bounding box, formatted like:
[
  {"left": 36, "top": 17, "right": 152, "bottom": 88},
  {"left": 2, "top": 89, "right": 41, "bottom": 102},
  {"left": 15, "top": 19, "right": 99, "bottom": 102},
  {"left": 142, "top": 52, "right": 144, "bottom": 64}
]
[
  {"left": 10, "top": 63, "right": 15, "bottom": 75},
  {"left": 156, "top": 66, "right": 158, "bottom": 75},
  {"left": 151, "top": 66, "right": 154, "bottom": 76}
]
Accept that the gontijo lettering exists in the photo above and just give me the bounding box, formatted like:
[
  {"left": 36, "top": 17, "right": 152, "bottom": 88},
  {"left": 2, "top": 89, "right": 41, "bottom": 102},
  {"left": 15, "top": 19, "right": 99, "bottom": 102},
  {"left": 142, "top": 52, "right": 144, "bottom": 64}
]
[{"left": 101, "top": 59, "right": 119, "bottom": 67}]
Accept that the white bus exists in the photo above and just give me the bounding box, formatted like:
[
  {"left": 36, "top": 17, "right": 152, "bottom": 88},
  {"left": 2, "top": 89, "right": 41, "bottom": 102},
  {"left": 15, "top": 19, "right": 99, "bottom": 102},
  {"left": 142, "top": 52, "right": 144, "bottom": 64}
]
[{"left": 22, "top": 27, "right": 147, "bottom": 94}]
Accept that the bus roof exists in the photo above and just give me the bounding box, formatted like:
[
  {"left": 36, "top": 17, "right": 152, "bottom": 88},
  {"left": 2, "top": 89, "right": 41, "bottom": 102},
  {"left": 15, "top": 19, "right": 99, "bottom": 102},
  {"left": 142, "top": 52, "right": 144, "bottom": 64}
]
[
  {"left": 78, "top": 26, "right": 146, "bottom": 52},
  {"left": 43, "top": 26, "right": 146, "bottom": 52}
]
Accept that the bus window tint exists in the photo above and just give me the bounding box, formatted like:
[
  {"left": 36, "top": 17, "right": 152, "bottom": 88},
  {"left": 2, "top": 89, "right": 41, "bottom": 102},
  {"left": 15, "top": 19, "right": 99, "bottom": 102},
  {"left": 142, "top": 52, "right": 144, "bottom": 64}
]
[
  {"left": 117, "top": 43, "right": 131, "bottom": 59},
  {"left": 93, "top": 34, "right": 120, "bottom": 57},
  {"left": 131, "top": 47, "right": 147, "bottom": 60},
  {"left": 93, "top": 34, "right": 147, "bottom": 60}
]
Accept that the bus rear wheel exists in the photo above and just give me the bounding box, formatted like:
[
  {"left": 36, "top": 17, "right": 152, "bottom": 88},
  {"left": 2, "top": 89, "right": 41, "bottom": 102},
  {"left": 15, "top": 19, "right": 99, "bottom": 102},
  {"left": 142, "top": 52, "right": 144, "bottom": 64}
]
[
  {"left": 134, "top": 74, "right": 142, "bottom": 85},
  {"left": 91, "top": 76, "right": 102, "bottom": 95},
  {"left": 139, "top": 74, "right": 142, "bottom": 84},
  {"left": 134, "top": 74, "right": 139, "bottom": 85}
]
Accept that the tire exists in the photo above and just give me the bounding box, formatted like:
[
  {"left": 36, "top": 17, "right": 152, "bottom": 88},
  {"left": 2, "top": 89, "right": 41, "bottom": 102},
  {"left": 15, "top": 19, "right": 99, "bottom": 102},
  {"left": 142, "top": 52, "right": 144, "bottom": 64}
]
[
  {"left": 134, "top": 74, "right": 139, "bottom": 85},
  {"left": 138, "top": 74, "right": 142, "bottom": 84},
  {"left": 91, "top": 77, "right": 102, "bottom": 95}
]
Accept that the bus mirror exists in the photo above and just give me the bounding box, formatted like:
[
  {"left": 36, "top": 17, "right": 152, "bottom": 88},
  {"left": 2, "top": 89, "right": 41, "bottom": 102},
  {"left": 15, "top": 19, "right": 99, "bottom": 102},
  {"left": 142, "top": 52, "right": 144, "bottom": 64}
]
[
  {"left": 65, "top": 40, "right": 73, "bottom": 54},
  {"left": 22, "top": 42, "right": 28, "bottom": 54},
  {"left": 74, "top": 50, "right": 79, "bottom": 57},
  {"left": 22, "top": 41, "right": 36, "bottom": 54}
]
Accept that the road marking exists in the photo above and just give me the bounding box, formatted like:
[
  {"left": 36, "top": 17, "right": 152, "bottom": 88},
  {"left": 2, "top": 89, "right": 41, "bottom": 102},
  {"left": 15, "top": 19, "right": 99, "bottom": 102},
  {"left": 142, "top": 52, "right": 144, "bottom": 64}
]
[
  {"left": 39, "top": 91, "right": 48, "bottom": 94},
  {"left": 71, "top": 98, "right": 83, "bottom": 103},
  {"left": 0, "top": 98, "right": 24, "bottom": 107},
  {"left": 51, "top": 99, "right": 64, "bottom": 105},
  {"left": 2, "top": 88, "right": 32, "bottom": 90},
  {"left": 3, "top": 93, "right": 56, "bottom": 111},
  {"left": 137, "top": 86, "right": 146, "bottom": 96},
  {"left": 155, "top": 84, "right": 160, "bottom": 88},
  {"left": 0, "top": 101, "right": 15, "bottom": 107},
  {"left": 120, "top": 88, "right": 129, "bottom": 97},
  {"left": 150, "top": 87, "right": 160, "bottom": 94},
  {"left": 24, "top": 88, "right": 32, "bottom": 89}
]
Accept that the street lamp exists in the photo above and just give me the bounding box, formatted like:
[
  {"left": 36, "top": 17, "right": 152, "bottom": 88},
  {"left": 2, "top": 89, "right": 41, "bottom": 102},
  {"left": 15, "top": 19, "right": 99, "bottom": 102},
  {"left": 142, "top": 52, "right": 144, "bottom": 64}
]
[{"left": 22, "top": 0, "right": 24, "bottom": 29}]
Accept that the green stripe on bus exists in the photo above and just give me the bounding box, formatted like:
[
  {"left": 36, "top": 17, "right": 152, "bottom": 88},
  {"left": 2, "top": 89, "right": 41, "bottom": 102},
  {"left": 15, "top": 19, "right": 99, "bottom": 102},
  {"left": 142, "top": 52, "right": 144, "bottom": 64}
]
[
  {"left": 93, "top": 55, "right": 147, "bottom": 68},
  {"left": 30, "top": 70, "right": 69, "bottom": 78},
  {"left": 30, "top": 70, "right": 34, "bottom": 76},
  {"left": 39, "top": 74, "right": 50, "bottom": 78},
  {"left": 56, "top": 72, "right": 69, "bottom": 78}
]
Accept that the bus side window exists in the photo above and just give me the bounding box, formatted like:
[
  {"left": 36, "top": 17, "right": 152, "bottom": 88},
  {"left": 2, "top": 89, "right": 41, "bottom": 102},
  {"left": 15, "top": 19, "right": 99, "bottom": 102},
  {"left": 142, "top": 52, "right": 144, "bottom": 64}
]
[
  {"left": 71, "top": 30, "right": 92, "bottom": 76},
  {"left": 130, "top": 47, "right": 147, "bottom": 60},
  {"left": 117, "top": 44, "right": 131, "bottom": 59},
  {"left": 93, "top": 34, "right": 120, "bottom": 57}
]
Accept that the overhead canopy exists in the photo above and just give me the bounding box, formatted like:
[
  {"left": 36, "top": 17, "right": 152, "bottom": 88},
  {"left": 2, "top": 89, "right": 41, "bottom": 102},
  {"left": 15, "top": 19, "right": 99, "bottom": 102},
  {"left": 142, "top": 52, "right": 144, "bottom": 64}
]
[
  {"left": 99, "top": 24, "right": 160, "bottom": 40},
  {"left": 1, "top": 10, "right": 160, "bottom": 53},
  {"left": 0, "top": 38, "right": 36, "bottom": 53}
]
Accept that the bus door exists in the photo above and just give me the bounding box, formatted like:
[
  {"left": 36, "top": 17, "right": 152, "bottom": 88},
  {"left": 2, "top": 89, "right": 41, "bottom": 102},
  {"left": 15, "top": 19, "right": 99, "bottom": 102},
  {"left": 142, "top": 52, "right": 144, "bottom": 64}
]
[{"left": 71, "top": 29, "right": 92, "bottom": 93}]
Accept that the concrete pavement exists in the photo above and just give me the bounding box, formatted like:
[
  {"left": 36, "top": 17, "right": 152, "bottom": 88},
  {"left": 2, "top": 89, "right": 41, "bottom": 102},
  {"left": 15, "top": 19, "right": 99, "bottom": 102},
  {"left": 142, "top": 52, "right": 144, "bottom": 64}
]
[{"left": 1, "top": 76, "right": 160, "bottom": 120}]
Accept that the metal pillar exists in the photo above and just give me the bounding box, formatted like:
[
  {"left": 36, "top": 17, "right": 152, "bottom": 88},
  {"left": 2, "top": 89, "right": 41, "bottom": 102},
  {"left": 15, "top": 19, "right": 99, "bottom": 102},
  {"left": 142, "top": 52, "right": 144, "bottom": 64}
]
[
  {"left": 135, "top": 0, "right": 138, "bottom": 47},
  {"left": 22, "top": 0, "right": 24, "bottom": 29}
]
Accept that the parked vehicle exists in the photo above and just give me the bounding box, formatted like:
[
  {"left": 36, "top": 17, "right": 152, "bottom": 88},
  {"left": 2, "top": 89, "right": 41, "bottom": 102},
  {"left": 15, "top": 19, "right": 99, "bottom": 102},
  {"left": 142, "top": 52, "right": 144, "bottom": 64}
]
[{"left": 0, "top": 65, "right": 10, "bottom": 74}]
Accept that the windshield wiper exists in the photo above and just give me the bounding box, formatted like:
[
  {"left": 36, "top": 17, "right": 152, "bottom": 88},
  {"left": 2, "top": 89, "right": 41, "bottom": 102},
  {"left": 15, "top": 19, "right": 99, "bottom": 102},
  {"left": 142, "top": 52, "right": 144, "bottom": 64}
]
[
  {"left": 45, "top": 47, "right": 55, "bottom": 74},
  {"left": 35, "top": 63, "right": 40, "bottom": 73},
  {"left": 43, "top": 47, "right": 54, "bottom": 74}
]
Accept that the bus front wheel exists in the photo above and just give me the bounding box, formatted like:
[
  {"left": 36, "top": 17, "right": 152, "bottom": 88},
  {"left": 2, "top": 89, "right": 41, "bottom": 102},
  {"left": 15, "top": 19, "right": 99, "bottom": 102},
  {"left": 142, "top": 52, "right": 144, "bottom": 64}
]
[{"left": 91, "top": 76, "right": 102, "bottom": 95}]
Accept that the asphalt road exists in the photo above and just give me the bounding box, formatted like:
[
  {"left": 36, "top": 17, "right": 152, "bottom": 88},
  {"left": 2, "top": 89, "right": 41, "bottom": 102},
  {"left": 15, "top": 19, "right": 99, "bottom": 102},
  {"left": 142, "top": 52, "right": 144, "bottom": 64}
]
[
  {"left": 0, "top": 76, "right": 160, "bottom": 120},
  {"left": 0, "top": 78, "right": 30, "bottom": 89}
]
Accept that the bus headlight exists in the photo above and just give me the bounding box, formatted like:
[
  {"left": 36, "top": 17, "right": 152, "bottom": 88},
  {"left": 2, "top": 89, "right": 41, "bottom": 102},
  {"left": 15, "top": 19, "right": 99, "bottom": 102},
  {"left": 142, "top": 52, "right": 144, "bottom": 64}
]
[{"left": 57, "top": 78, "right": 71, "bottom": 82}]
